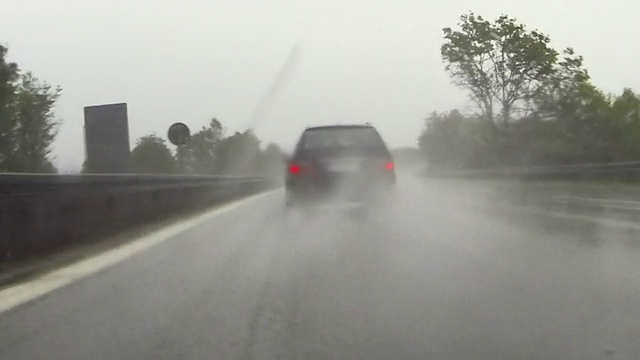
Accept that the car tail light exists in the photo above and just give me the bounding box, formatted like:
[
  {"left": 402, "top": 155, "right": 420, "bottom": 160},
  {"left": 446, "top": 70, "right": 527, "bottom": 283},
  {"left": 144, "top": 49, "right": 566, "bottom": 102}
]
[
  {"left": 288, "top": 162, "right": 313, "bottom": 175},
  {"left": 385, "top": 161, "right": 394, "bottom": 170},
  {"left": 288, "top": 164, "right": 301, "bottom": 174}
]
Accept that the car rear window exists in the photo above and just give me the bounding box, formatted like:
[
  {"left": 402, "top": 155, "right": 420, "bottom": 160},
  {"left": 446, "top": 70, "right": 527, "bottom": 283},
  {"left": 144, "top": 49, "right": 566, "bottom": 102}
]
[{"left": 299, "top": 127, "right": 387, "bottom": 151}]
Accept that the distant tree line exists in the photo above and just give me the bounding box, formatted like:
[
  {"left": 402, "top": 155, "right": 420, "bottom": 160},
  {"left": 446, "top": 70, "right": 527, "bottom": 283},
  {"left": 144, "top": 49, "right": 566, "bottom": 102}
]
[
  {"left": 392, "top": 147, "right": 422, "bottom": 168},
  {"left": 2, "top": 43, "right": 286, "bottom": 177},
  {"left": 10, "top": 15, "right": 640, "bottom": 177},
  {"left": 126, "top": 118, "right": 286, "bottom": 178},
  {"left": 419, "top": 12, "right": 640, "bottom": 169},
  {"left": 0, "top": 44, "right": 61, "bottom": 173}
]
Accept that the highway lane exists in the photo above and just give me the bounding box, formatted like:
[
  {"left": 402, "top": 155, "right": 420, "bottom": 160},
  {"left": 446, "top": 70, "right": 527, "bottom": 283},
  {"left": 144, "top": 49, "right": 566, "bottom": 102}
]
[{"left": 1, "top": 175, "right": 640, "bottom": 359}]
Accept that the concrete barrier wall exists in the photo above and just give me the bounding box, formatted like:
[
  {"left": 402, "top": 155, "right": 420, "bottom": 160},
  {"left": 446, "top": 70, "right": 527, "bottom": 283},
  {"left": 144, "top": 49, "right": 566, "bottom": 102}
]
[{"left": 0, "top": 174, "right": 277, "bottom": 262}]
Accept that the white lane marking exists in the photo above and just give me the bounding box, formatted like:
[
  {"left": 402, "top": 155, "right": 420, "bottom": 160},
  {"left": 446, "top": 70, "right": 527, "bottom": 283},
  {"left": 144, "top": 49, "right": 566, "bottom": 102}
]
[{"left": 0, "top": 190, "right": 278, "bottom": 315}]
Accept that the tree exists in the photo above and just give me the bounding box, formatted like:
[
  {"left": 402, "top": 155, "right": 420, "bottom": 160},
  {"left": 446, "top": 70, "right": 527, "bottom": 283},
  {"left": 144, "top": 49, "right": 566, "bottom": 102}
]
[
  {"left": 533, "top": 48, "right": 590, "bottom": 120},
  {"left": 419, "top": 110, "right": 491, "bottom": 168},
  {"left": 214, "top": 130, "right": 261, "bottom": 176},
  {"left": 9, "top": 72, "right": 61, "bottom": 173},
  {"left": 0, "top": 45, "right": 19, "bottom": 171},
  {"left": 610, "top": 89, "right": 640, "bottom": 159},
  {"left": 441, "top": 13, "right": 559, "bottom": 129},
  {"left": 258, "top": 142, "right": 286, "bottom": 179},
  {"left": 130, "top": 134, "right": 176, "bottom": 174},
  {"left": 175, "top": 118, "right": 224, "bottom": 174},
  {"left": 0, "top": 45, "right": 61, "bottom": 173},
  {"left": 428, "top": 12, "right": 635, "bottom": 168},
  {"left": 173, "top": 116, "right": 281, "bottom": 177}
]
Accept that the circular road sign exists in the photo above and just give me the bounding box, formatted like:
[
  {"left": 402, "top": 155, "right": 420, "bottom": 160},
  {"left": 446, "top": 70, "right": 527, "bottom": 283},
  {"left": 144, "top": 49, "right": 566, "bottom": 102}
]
[{"left": 167, "top": 122, "right": 190, "bottom": 146}]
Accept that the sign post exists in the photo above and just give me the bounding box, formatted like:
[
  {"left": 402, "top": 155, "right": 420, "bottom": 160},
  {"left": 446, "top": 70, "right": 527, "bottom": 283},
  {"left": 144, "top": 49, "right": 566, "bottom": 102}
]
[
  {"left": 168, "top": 122, "right": 190, "bottom": 146},
  {"left": 167, "top": 122, "right": 191, "bottom": 172}
]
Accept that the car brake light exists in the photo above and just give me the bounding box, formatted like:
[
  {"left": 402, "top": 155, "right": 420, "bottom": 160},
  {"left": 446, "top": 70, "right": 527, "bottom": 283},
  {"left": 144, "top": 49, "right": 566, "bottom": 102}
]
[
  {"left": 288, "top": 163, "right": 313, "bottom": 175},
  {"left": 385, "top": 161, "right": 394, "bottom": 170},
  {"left": 289, "top": 164, "right": 301, "bottom": 174}
]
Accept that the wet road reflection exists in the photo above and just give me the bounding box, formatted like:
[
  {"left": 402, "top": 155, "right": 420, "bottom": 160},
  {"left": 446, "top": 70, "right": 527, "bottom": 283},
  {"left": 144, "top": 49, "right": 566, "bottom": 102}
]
[{"left": 0, "top": 175, "right": 639, "bottom": 359}]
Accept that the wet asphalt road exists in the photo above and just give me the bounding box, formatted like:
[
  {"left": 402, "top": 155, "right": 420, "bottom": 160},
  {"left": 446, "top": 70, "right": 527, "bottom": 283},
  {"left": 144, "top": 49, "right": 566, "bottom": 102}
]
[{"left": 1, "top": 175, "right": 640, "bottom": 359}]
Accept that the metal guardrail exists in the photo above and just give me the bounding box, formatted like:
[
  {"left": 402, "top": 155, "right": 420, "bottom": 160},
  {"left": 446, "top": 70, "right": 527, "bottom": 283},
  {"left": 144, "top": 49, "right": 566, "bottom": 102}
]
[
  {"left": 0, "top": 174, "right": 279, "bottom": 262},
  {"left": 426, "top": 161, "right": 640, "bottom": 180},
  {"left": 0, "top": 173, "right": 267, "bottom": 191}
]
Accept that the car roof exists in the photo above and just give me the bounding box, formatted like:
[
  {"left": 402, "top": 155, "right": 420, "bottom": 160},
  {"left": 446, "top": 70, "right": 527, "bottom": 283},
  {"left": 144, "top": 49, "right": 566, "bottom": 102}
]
[
  {"left": 292, "top": 123, "right": 390, "bottom": 156},
  {"left": 304, "top": 124, "right": 375, "bottom": 131}
]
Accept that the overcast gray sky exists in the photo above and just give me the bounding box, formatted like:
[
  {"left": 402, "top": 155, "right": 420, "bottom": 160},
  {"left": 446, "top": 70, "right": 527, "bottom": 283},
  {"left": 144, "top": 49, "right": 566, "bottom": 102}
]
[{"left": 2, "top": 0, "right": 639, "bottom": 172}]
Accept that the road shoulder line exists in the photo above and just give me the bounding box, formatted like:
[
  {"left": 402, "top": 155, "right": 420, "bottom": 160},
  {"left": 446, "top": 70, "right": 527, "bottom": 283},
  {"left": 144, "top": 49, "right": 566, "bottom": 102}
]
[{"left": 0, "top": 190, "right": 277, "bottom": 315}]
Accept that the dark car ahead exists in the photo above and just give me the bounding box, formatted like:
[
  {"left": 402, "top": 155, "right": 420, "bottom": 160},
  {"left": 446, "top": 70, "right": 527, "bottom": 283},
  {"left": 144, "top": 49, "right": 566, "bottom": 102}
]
[{"left": 285, "top": 124, "right": 395, "bottom": 206}]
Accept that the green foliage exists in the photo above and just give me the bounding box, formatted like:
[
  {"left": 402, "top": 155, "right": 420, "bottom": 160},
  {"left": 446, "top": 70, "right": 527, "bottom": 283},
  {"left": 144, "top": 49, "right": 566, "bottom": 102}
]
[
  {"left": 611, "top": 89, "right": 640, "bottom": 158},
  {"left": 130, "top": 134, "right": 176, "bottom": 174},
  {"left": 419, "top": 110, "right": 493, "bottom": 168},
  {"left": 171, "top": 117, "right": 284, "bottom": 178},
  {"left": 442, "top": 13, "right": 559, "bottom": 128},
  {"left": 214, "top": 130, "right": 262, "bottom": 176},
  {"left": 533, "top": 48, "right": 590, "bottom": 119},
  {"left": 427, "top": 12, "right": 640, "bottom": 169},
  {"left": 10, "top": 73, "right": 61, "bottom": 173},
  {"left": 175, "top": 118, "right": 224, "bottom": 174},
  {"left": 421, "top": 89, "right": 640, "bottom": 168},
  {"left": 0, "top": 45, "right": 61, "bottom": 173},
  {"left": 258, "top": 143, "right": 286, "bottom": 179},
  {"left": 0, "top": 45, "right": 19, "bottom": 170}
]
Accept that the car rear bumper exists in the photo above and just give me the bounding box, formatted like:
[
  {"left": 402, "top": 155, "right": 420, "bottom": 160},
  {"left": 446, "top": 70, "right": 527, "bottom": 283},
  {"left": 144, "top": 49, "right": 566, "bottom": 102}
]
[{"left": 285, "top": 174, "right": 394, "bottom": 204}]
